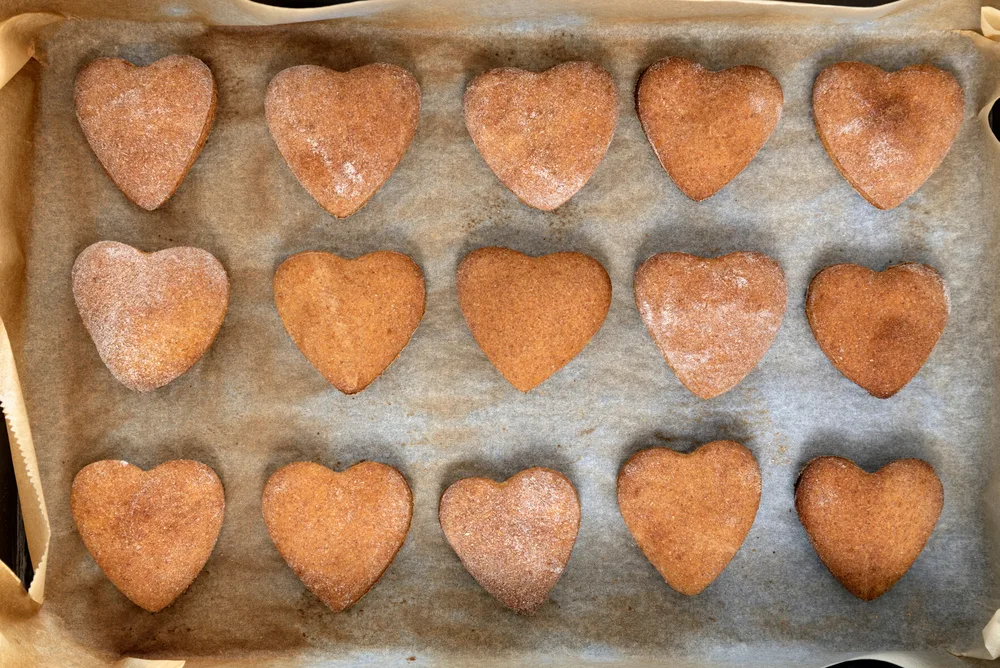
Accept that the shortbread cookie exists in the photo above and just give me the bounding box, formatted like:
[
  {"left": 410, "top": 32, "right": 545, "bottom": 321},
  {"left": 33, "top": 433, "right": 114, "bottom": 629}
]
[
  {"left": 72, "top": 241, "right": 230, "bottom": 392},
  {"left": 265, "top": 64, "right": 420, "bottom": 218},
  {"left": 262, "top": 461, "right": 412, "bottom": 612},
  {"left": 464, "top": 62, "right": 618, "bottom": 210},
  {"left": 439, "top": 468, "right": 580, "bottom": 614},
  {"left": 617, "top": 442, "right": 761, "bottom": 595},
  {"left": 813, "top": 62, "right": 963, "bottom": 209},
  {"left": 796, "top": 456, "right": 943, "bottom": 600},
  {"left": 75, "top": 55, "right": 216, "bottom": 210},
  {"left": 273, "top": 251, "right": 425, "bottom": 394},
  {"left": 634, "top": 252, "right": 786, "bottom": 398},
  {"left": 456, "top": 247, "right": 611, "bottom": 391},
  {"left": 71, "top": 460, "right": 225, "bottom": 612},
  {"left": 806, "top": 263, "right": 948, "bottom": 398},
  {"left": 637, "top": 57, "right": 782, "bottom": 201}
]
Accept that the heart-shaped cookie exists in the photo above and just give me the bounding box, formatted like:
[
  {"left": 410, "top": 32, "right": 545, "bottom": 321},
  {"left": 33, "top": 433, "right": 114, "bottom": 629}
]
[
  {"left": 439, "top": 468, "right": 581, "bottom": 613},
  {"left": 265, "top": 64, "right": 420, "bottom": 218},
  {"left": 273, "top": 251, "right": 426, "bottom": 394},
  {"left": 71, "top": 459, "right": 225, "bottom": 612},
  {"left": 796, "top": 456, "right": 943, "bottom": 600},
  {"left": 806, "top": 263, "right": 948, "bottom": 398},
  {"left": 464, "top": 62, "right": 618, "bottom": 210},
  {"left": 262, "top": 461, "right": 412, "bottom": 612},
  {"left": 456, "top": 247, "right": 611, "bottom": 391},
  {"left": 637, "top": 58, "right": 782, "bottom": 201},
  {"left": 634, "top": 252, "right": 787, "bottom": 399},
  {"left": 617, "top": 442, "right": 761, "bottom": 595},
  {"left": 75, "top": 55, "right": 216, "bottom": 210},
  {"left": 813, "top": 62, "right": 964, "bottom": 209},
  {"left": 72, "top": 241, "right": 230, "bottom": 392}
]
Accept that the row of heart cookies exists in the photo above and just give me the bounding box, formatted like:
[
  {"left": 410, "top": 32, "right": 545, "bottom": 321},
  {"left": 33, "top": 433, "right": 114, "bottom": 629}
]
[
  {"left": 75, "top": 55, "right": 965, "bottom": 213},
  {"left": 70, "top": 446, "right": 943, "bottom": 615},
  {"left": 73, "top": 241, "right": 950, "bottom": 398}
]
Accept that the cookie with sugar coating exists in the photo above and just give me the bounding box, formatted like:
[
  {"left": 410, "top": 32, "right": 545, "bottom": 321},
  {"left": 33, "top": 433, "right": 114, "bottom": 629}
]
[
  {"left": 75, "top": 55, "right": 216, "bottom": 210},
  {"left": 812, "top": 62, "right": 963, "bottom": 209},
  {"left": 464, "top": 61, "right": 618, "bottom": 210},
  {"left": 72, "top": 241, "right": 229, "bottom": 392},
  {"left": 637, "top": 57, "right": 782, "bottom": 201},
  {"left": 634, "top": 251, "right": 786, "bottom": 399},
  {"left": 439, "top": 467, "right": 581, "bottom": 613},
  {"left": 71, "top": 459, "right": 225, "bottom": 612},
  {"left": 265, "top": 63, "right": 420, "bottom": 218}
]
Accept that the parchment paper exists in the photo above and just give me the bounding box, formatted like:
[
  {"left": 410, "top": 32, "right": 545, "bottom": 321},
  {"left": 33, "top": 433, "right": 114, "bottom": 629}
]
[{"left": 3, "top": 0, "right": 1000, "bottom": 666}]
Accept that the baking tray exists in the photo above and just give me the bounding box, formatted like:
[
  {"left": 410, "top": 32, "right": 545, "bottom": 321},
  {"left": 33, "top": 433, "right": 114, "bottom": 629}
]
[{"left": 2, "top": 1, "right": 1000, "bottom": 666}]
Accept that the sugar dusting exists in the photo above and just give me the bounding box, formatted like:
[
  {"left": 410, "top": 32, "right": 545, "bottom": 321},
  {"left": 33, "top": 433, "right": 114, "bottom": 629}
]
[
  {"left": 70, "top": 459, "right": 225, "bottom": 612},
  {"left": 71, "top": 241, "right": 229, "bottom": 392},
  {"left": 74, "top": 55, "right": 216, "bottom": 210},
  {"left": 635, "top": 252, "right": 786, "bottom": 399},
  {"left": 636, "top": 57, "right": 783, "bottom": 201},
  {"left": 812, "top": 62, "right": 964, "bottom": 209},
  {"left": 439, "top": 468, "right": 580, "bottom": 613},
  {"left": 265, "top": 64, "right": 420, "bottom": 218},
  {"left": 464, "top": 62, "right": 618, "bottom": 211},
  {"left": 894, "top": 262, "right": 951, "bottom": 314}
]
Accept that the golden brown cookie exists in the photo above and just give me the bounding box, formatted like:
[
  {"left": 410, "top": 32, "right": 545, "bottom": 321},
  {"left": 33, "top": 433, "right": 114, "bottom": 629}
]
[
  {"left": 265, "top": 64, "right": 420, "bottom": 218},
  {"left": 75, "top": 55, "right": 216, "bottom": 210},
  {"left": 806, "top": 263, "right": 948, "bottom": 398},
  {"left": 439, "top": 468, "right": 580, "bottom": 614},
  {"left": 273, "top": 251, "right": 426, "bottom": 394},
  {"left": 262, "top": 461, "right": 412, "bottom": 612},
  {"left": 71, "top": 459, "right": 225, "bottom": 612},
  {"left": 813, "top": 62, "right": 964, "bottom": 209},
  {"left": 796, "top": 457, "right": 943, "bottom": 600},
  {"left": 637, "top": 57, "right": 782, "bottom": 201},
  {"left": 72, "top": 241, "right": 230, "bottom": 392},
  {"left": 634, "top": 252, "right": 787, "bottom": 399},
  {"left": 456, "top": 247, "right": 611, "bottom": 392},
  {"left": 464, "top": 62, "right": 618, "bottom": 210},
  {"left": 617, "top": 442, "right": 761, "bottom": 596}
]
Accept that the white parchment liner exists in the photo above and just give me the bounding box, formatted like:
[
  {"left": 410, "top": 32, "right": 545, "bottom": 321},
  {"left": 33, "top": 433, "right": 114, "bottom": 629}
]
[{"left": 1, "top": 1, "right": 1000, "bottom": 665}]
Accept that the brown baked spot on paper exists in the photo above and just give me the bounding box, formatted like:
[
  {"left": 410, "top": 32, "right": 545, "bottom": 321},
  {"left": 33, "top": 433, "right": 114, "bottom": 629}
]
[
  {"left": 636, "top": 57, "right": 782, "bottom": 201},
  {"left": 439, "top": 467, "right": 580, "bottom": 614},
  {"left": 265, "top": 64, "right": 420, "bottom": 218},
  {"left": 805, "top": 262, "right": 948, "bottom": 398},
  {"left": 74, "top": 55, "right": 216, "bottom": 211},
  {"left": 463, "top": 62, "right": 618, "bottom": 211},
  {"left": 273, "top": 250, "right": 426, "bottom": 395},
  {"left": 262, "top": 461, "right": 412, "bottom": 612},
  {"left": 812, "top": 62, "right": 964, "bottom": 210},
  {"left": 70, "top": 459, "right": 225, "bottom": 613},
  {"left": 634, "top": 251, "right": 787, "bottom": 399},
  {"left": 456, "top": 247, "right": 611, "bottom": 392},
  {"left": 617, "top": 441, "right": 761, "bottom": 596},
  {"left": 71, "top": 241, "right": 230, "bottom": 392},
  {"left": 795, "top": 456, "right": 943, "bottom": 601}
]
